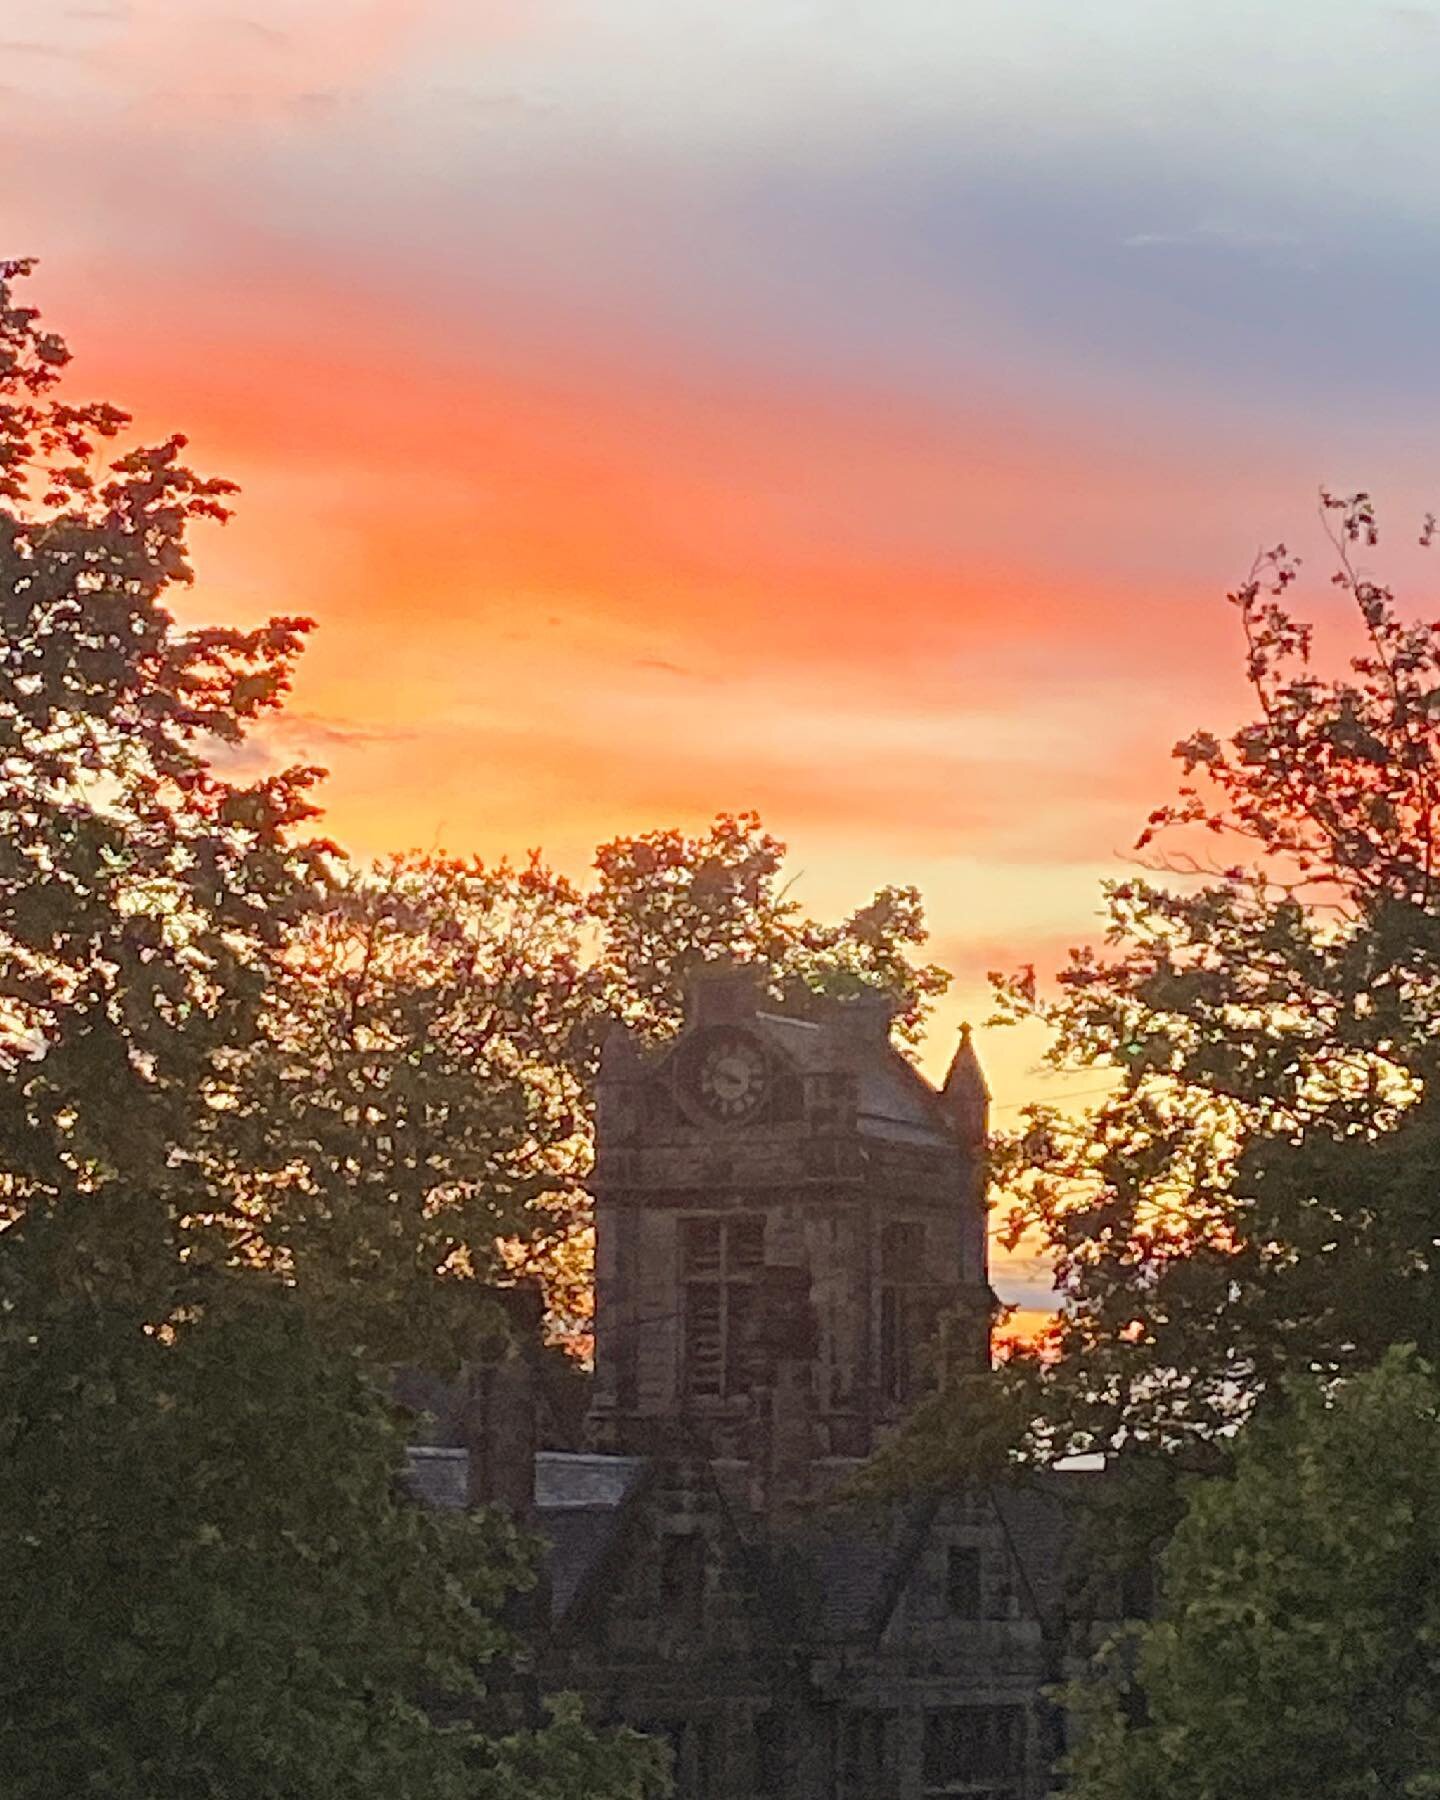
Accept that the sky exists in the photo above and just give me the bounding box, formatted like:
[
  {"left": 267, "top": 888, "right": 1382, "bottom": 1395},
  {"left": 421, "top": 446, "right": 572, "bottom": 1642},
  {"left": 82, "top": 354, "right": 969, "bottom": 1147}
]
[{"left": 5, "top": 0, "right": 1440, "bottom": 1316}]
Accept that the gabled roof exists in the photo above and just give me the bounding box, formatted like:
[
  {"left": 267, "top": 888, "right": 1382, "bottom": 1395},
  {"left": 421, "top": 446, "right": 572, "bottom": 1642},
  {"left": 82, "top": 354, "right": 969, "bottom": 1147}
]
[
  {"left": 637, "top": 1000, "right": 965, "bottom": 1152},
  {"left": 789, "top": 1475, "right": 1101, "bottom": 1647},
  {"left": 404, "top": 1446, "right": 1101, "bottom": 1646},
  {"left": 791, "top": 1496, "right": 938, "bottom": 1644},
  {"left": 533, "top": 1452, "right": 649, "bottom": 1620},
  {"left": 991, "top": 1472, "right": 1104, "bottom": 1627},
  {"left": 856, "top": 1043, "right": 964, "bottom": 1146},
  {"left": 401, "top": 1446, "right": 648, "bottom": 1620}
]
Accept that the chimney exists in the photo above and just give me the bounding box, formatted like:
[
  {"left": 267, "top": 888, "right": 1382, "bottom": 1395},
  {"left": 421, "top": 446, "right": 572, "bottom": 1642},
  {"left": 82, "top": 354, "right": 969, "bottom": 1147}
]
[
  {"left": 596, "top": 1018, "right": 642, "bottom": 1147},
  {"left": 939, "top": 1022, "right": 990, "bottom": 1146},
  {"left": 460, "top": 1284, "right": 542, "bottom": 1518},
  {"left": 843, "top": 989, "right": 899, "bottom": 1046},
  {"left": 685, "top": 961, "right": 763, "bottom": 1026},
  {"left": 599, "top": 1018, "right": 641, "bottom": 1076}
]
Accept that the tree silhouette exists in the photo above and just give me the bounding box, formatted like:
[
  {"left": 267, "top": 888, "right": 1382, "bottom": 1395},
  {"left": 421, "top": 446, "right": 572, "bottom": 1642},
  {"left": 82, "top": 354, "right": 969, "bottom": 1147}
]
[
  {"left": 0, "top": 260, "right": 666, "bottom": 1799},
  {"left": 879, "top": 493, "right": 1440, "bottom": 1493}
]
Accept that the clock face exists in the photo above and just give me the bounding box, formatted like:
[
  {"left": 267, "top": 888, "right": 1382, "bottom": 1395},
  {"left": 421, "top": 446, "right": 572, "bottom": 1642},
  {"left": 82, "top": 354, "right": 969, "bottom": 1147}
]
[{"left": 692, "top": 1030, "right": 768, "bottom": 1122}]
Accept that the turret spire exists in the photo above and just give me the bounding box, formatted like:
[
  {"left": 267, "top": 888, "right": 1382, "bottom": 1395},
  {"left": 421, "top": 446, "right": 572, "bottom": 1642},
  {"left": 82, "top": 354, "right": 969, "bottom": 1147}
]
[{"left": 939, "top": 1022, "right": 990, "bottom": 1144}]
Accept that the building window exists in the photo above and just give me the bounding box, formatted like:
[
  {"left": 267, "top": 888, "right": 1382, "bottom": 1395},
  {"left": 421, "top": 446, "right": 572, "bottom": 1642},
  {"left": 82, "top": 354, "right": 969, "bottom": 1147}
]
[
  {"left": 882, "top": 1220, "right": 925, "bottom": 1279},
  {"left": 922, "top": 1705, "right": 1027, "bottom": 1796},
  {"left": 681, "top": 1214, "right": 765, "bottom": 1397},
  {"left": 691, "top": 1719, "right": 719, "bottom": 1798},
  {"left": 635, "top": 1720, "right": 716, "bottom": 1800},
  {"left": 879, "top": 1220, "right": 936, "bottom": 1402},
  {"left": 839, "top": 1710, "right": 891, "bottom": 1797},
  {"left": 769, "top": 1067, "right": 805, "bottom": 1122},
  {"left": 659, "top": 1531, "right": 706, "bottom": 1630},
  {"left": 754, "top": 1709, "right": 785, "bottom": 1796},
  {"left": 946, "top": 1545, "right": 983, "bottom": 1619}
]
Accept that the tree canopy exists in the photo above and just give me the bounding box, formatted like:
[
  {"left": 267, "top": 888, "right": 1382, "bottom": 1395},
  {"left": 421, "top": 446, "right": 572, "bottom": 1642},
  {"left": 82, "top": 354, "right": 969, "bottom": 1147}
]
[
  {"left": 233, "top": 852, "right": 593, "bottom": 1364},
  {"left": 0, "top": 259, "right": 667, "bottom": 1799},
  {"left": 0, "top": 257, "right": 950, "bottom": 1796},
  {"left": 1064, "top": 1349, "right": 1440, "bottom": 1800},
  {"left": 589, "top": 810, "right": 949, "bottom": 1048},
  {"left": 0, "top": 254, "right": 323, "bottom": 1317},
  {"left": 881, "top": 494, "right": 1440, "bottom": 1486},
  {"left": 4, "top": 1292, "right": 511, "bottom": 1798},
  {"left": 254, "top": 814, "right": 952, "bottom": 1356}
]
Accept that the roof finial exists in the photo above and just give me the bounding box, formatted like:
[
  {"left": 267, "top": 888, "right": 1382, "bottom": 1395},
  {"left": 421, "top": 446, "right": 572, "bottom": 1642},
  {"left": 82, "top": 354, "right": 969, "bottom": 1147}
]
[{"left": 939, "top": 1020, "right": 989, "bottom": 1143}]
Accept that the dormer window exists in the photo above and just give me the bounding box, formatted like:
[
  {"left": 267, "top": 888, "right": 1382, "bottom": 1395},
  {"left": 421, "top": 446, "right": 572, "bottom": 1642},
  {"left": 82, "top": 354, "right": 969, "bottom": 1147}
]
[
  {"left": 659, "top": 1530, "right": 706, "bottom": 1630},
  {"left": 946, "top": 1546, "right": 982, "bottom": 1618}
]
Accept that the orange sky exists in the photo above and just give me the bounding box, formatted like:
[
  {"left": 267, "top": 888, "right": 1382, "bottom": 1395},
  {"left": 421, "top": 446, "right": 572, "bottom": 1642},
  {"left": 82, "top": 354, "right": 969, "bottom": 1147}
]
[{"left": 8, "top": 0, "right": 1440, "bottom": 1316}]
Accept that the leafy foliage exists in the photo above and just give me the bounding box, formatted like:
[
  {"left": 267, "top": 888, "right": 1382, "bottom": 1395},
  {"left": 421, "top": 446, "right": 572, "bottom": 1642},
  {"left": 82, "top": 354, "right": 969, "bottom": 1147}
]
[
  {"left": 231, "top": 853, "right": 592, "bottom": 1363},
  {"left": 265, "top": 814, "right": 952, "bottom": 1354},
  {"left": 1065, "top": 1349, "right": 1440, "bottom": 1800},
  {"left": 590, "top": 810, "right": 950, "bottom": 1048},
  {"left": 881, "top": 495, "right": 1440, "bottom": 1482},
  {"left": 0, "top": 1286, "right": 669, "bottom": 1799},
  {"left": 1, "top": 1290, "right": 515, "bottom": 1798},
  {"left": 0, "top": 262, "right": 667, "bottom": 1799},
  {"left": 0, "top": 253, "right": 323, "bottom": 1310}
]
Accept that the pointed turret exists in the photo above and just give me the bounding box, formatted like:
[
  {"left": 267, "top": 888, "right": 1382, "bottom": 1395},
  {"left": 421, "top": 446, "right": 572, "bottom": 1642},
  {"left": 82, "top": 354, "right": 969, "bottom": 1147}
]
[{"left": 939, "top": 1022, "right": 990, "bottom": 1145}]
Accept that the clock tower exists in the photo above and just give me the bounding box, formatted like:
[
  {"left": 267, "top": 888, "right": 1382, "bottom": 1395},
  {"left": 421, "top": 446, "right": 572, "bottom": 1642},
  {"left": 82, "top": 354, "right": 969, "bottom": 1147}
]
[{"left": 588, "top": 966, "right": 991, "bottom": 1464}]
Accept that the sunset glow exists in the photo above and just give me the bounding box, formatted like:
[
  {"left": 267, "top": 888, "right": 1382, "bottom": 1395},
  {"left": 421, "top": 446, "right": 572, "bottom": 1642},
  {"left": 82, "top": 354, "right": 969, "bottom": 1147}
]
[{"left": 8, "top": 0, "right": 1440, "bottom": 1317}]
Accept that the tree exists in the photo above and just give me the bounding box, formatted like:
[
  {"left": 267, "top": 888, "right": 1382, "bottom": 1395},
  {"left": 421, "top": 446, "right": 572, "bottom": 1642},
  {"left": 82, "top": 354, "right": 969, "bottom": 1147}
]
[
  {"left": 232, "top": 853, "right": 593, "bottom": 1365},
  {"left": 1064, "top": 1348, "right": 1440, "bottom": 1800},
  {"left": 590, "top": 810, "right": 950, "bottom": 1048},
  {"left": 0, "top": 1286, "right": 668, "bottom": 1799},
  {"left": 0, "top": 262, "right": 667, "bottom": 1799},
  {"left": 259, "top": 815, "right": 953, "bottom": 1360},
  {"left": 878, "top": 494, "right": 1440, "bottom": 1489},
  {"left": 0, "top": 255, "right": 322, "bottom": 1313}
]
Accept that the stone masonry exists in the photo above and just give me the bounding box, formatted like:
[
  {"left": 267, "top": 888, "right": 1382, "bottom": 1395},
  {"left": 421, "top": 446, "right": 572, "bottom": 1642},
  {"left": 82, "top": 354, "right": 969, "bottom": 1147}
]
[{"left": 408, "top": 969, "right": 1114, "bottom": 1798}]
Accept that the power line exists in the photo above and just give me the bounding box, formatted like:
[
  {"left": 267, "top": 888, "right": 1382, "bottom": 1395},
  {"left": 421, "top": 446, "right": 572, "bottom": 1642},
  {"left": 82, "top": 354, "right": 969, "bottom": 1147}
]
[{"left": 989, "top": 1083, "right": 1118, "bottom": 1115}]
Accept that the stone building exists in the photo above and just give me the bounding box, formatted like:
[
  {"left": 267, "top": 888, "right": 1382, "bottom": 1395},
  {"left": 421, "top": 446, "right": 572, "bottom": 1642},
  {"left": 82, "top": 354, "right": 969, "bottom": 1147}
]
[
  {"left": 587, "top": 968, "right": 991, "bottom": 1466},
  {"left": 409, "top": 969, "right": 1110, "bottom": 1798}
]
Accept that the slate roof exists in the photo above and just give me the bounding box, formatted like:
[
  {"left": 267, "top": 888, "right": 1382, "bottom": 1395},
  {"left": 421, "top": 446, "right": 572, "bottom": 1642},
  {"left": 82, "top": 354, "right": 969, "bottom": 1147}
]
[
  {"left": 750, "top": 1010, "right": 829, "bottom": 1070},
  {"left": 992, "top": 1476, "right": 1097, "bottom": 1626},
  {"left": 404, "top": 1444, "right": 1100, "bottom": 1639},
  {"left": 788, "top": 1477, "right": 1100, "bottom": 1645},
  {"left": 855, "top": 1049, "right": 957, "bottom": 1145},
  {"left": 747, "top": 1008, "right": 959, "bottom": 1148},
  {"left": 538, "top": 1505, "right": 629, "bottom": 1618},
  {"left": 533, "top": 1451, "right": 649, "bottom": 1619},
  {"left": 404, "top": 1446, "right": 468, "bottom": 1510},
  {"left": 536, "top": 1451, "right": 646, "bottom": 1509},
  {"left": 793, "top": 1499, "right": 935, "bottom": 1643}
]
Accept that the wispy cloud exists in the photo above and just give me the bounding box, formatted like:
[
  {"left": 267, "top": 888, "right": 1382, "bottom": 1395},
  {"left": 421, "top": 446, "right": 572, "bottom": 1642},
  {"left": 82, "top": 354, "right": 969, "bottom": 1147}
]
[
  {"left": 279, "top": 712, "right": 417, "bottom": 751},
  {"left": 204, "top": 711, "right": 415, "bottom": 782},
  {"left": 16, "top": 0, "right": 1440, "bottom": 1134},
  {"left": 227, "top": 16, "right": 291, "bottom": 45},
  {"left": 1122, "top": 218, "right": 1303, "bottom": 253},
  {"left": 633, "top": 656, "right": 708, "bottom": 680},
  {"left": 0, "top": 38, "right": 96, "bottom": 61}
]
